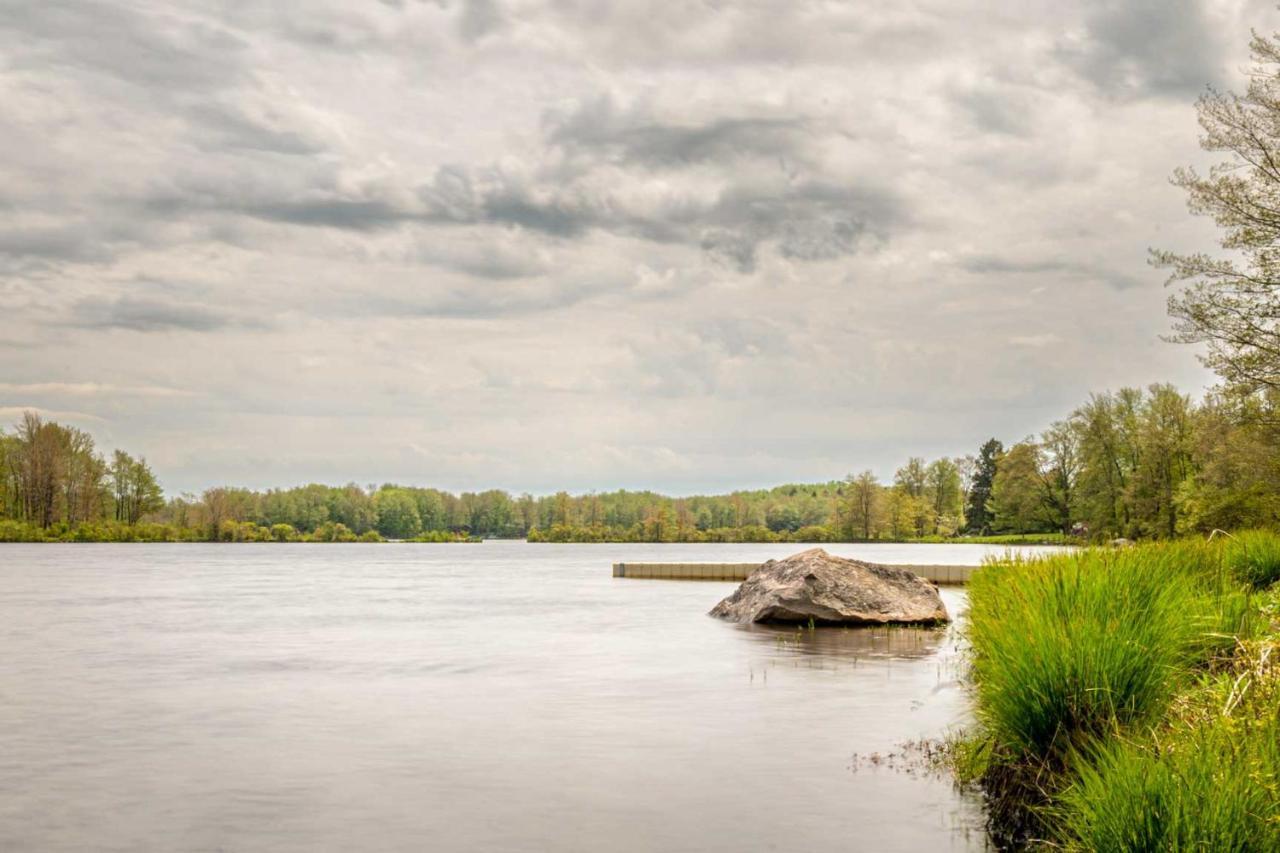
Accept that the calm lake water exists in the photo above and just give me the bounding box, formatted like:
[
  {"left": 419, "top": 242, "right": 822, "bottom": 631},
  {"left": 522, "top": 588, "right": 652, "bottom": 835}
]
[{"left": 0, "top": 541, "right": 1063, "bottom": 852}]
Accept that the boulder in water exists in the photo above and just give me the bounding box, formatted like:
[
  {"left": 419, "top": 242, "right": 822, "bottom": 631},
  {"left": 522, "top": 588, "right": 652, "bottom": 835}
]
[{"left": 708, "top": 548, "right": 949, "bottom": 625}]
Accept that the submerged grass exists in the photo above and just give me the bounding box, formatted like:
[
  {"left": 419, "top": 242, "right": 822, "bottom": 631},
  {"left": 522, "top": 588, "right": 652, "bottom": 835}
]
[{"left": 961, "top": 536, "right": 1269, "bottom": 847}]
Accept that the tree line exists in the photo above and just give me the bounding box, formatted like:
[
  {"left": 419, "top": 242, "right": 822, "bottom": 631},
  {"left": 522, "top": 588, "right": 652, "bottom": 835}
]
[
  {"left": 528, "top": 384, "right": 1280, "bottom": 542},
  {"left": 4, "top": 381, "right": 1278, "bottom": 543}
]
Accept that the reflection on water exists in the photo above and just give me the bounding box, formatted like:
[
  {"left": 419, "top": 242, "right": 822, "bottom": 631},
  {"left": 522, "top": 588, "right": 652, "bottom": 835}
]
[
  {"left": 0, "top": 541, "right": 1002, "bottom": 852},
  {"left": 737, "top": 620, "right": 950, "bottom": 661}
]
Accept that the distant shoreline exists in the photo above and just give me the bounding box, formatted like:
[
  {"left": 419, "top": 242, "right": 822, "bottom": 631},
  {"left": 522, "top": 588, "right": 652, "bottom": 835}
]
[{"left": 1, "top": 531, "right": 1074, "bottom": 546}]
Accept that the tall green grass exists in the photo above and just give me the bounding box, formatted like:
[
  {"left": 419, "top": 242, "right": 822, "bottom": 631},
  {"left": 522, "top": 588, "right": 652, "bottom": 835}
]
[
  {"left": 967, "top": 541, "right": 1251, "bottom": 765},
  {"left": 1057, "top": 721, "right": 1280, "bottom": 852},
  {"left": 1221, "top": 529, "right": 1280, "bottom": 589}
]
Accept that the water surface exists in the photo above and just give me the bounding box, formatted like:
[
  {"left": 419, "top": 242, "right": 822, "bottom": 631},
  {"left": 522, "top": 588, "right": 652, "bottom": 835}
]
[{"left": 0, "top": 541, "right": 1055, "bottom": 851}]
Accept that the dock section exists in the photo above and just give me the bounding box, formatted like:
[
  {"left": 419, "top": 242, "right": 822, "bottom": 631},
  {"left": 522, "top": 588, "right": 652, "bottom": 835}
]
[{"left": 612, "top": 562, "right": 977, "bottom": 585}]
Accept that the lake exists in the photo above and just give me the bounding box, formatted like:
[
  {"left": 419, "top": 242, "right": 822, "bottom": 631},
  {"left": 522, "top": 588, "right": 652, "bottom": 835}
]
[{"left": 0, "top": 541, "right": 1062, "bottom": 851}]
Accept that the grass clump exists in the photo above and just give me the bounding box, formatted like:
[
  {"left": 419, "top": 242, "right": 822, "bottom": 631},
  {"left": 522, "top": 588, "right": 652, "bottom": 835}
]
[
  {"left": 963, "top": 540, "right": 1256, "bottom": 844},
  {"left": 1057, "top": 718, "right": 1280, "bottom": 852},
  {"left": 968, "top": 541, "right": 1248, "bottom": 764},
  {"left": 1055, "top": 616, "right": 1280, "bottom": 852},
  {"left": 1222, "top": 529, "right": 1280, "bottom": 589}
]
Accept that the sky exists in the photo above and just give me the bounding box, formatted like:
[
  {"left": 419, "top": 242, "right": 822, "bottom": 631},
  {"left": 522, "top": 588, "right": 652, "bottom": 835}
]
[{"left": 0, "top": 0, "right": 1275, "bottom": 496}]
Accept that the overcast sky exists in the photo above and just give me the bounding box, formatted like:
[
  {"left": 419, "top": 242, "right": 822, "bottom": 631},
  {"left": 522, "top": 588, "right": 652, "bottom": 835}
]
[{"left": 0, "top": 0, "right": 1274, "bottom": 495}]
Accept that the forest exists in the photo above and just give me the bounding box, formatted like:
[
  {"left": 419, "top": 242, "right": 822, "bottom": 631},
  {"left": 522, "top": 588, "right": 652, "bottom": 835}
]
[{"left": 2, "top": 379, "right": 1277, "bottom": 543}]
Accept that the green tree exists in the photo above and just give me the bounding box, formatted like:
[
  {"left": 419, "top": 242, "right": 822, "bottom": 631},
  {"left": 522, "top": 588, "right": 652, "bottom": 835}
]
[
  {"left": 1129, "top": 384, "right": 1195, "bottom": 538},
  {"left": 765, "top": 502, "right": 802, "bottom": 533},
  {"left": 925, "top": 458, "right": 964, "bottom": 535},
  {"left": 843, "top": 470, "right": 881, "bottom": 539},
  {"left": 964, "top": 439, "right": 1002, "bottom": 534},
  {"left": 0, "top": 429, "right": 16, "bottom": 519},
  {"left": 989, "top": 442, "right": 1048, "bottom": 533},
  {"left": 375, "top": 489, "right": 422, "bottom": 539},
  {"left": 1177, "top": 387, "right": 1280, "bottom": 531},
  {"left": 1039, "top": 421, "right": 1079, "bottom": 534},
  {"left": 110, "top": 451, "right": 164, "bottom": 524}
]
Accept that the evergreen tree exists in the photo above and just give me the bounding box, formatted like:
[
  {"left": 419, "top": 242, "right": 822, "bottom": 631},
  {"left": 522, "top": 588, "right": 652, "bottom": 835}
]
[{"left": 964, "top": 438, "right": 1002, "bottom": 534}]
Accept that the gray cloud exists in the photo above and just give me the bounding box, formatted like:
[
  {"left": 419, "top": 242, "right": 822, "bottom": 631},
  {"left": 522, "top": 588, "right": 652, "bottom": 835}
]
[
  {"left": 546, "top": 96, "right": 816, "bottom": 167},
  {"left": 0, "top": 225, "right": 112, "bottom": 263},
  {"left": 0, "top": 1, "right": 249, "bottom": 94},
  {"left": 185, "top": 101, "right": 330, "bottom": 156},
  {"left": 1057, "top": 0, "right": 1231, "bottom": 98},
  {"left": 65, "top": 297, "right": 266, "bottom": 333},
  {"left": 413, "top": 164, "right": 900, "bottom": 273},
  {"left": 960, "top": 255, "right": 1142, "bottom": 290},
  {"left": 458, "top": 0, "right": 505, "bottom": 41}
]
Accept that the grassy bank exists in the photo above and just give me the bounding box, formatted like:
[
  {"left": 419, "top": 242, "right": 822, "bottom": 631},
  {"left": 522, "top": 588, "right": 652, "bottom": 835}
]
[{"left": 956, "top": 533, "right": 1280, "bottom": 849}]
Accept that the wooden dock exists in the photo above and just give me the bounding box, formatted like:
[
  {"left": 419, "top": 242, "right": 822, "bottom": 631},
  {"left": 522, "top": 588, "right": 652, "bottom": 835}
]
[{"left": 611, "top": 562, "right": 977, "bottom": 585}]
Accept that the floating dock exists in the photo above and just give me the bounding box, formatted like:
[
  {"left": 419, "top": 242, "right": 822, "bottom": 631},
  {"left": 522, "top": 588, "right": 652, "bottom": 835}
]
[{"left": 611, "top": 562, "right": 977, "bottom": 585}]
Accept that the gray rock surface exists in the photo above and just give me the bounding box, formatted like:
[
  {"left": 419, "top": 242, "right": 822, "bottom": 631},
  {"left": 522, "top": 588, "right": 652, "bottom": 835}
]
[{"left": 708, "top": 548, "right": 949, "bottom": 625}]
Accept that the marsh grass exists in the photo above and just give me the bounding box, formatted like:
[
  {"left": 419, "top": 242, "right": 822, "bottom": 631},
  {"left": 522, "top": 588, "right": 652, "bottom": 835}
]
[
  {"left": 1056, "top": 724, "right": 1279, "bottom": 852},
  {"left": 1222, "top": 528, "right": 1280, "bottom": 589},
  {"left": 968, "top": 541, "right": 1250, "bottom": 763},
  {"left": 963, "top": 539, "right": 1260, "bottom": 844},
  {"left": 1055, "top": 628, "right": 1280, "bottom": 851}
]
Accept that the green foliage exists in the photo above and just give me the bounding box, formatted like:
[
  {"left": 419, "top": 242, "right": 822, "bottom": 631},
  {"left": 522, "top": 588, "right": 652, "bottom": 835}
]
[
  {"left": 960, "top": 537, "right": 1274, "bottom": 845},
  {"left": 926, "top": 458, "right": 964, "bottom": 535},
  {"left": 374, "top": 488, "right": 422, "bottom": 539},
  {"left": 109, "top": 450, "right": 163, "bottom": 524},
  {"left": 1222, "top": 529, "right": 1280, "bottom": 589},
  {"left": 0, "top": 519, "right": 46, "bottom": 542},
  {"left": 989, "top": 442, "right": 1049, "bottom": 534},
  {"left": 1057, "top": 721, "right": 1280, "bottom": 852},
  {"left": 964, "top": 438, "right": 1001, "bottom": 534},
  {"left": 311, "top": 521, "right": 357, "bottom": 542},
  {"left": 410, "top": 529, "right": 478, "bottom": 542},
  {"left": 913, "top": 532, "right": 1071, "bottom": 545},
  {"left": 1055, "top": 601, "right": 1280, "bottom": 852},
  {"left": 967, "top": 541, "right": 1251, "bottom": 764},
  {"left": 838, "top": 470, "right": 880, "bottom": 539}
]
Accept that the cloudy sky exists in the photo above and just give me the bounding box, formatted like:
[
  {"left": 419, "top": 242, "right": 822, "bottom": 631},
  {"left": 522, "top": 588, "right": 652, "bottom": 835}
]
[{"left": 0, "top": 0, "right": 1273, "bottom": 495}]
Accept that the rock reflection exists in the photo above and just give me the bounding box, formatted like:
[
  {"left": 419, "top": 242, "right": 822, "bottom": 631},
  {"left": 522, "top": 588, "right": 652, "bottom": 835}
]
[{"left": 733, "top": 621, "right": 951, "bottom": 661}]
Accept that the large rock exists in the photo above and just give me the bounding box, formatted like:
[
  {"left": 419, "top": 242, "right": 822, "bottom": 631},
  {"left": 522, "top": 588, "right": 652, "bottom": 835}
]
[{"left": 708, "top": 548, "right": 949, "bottom": 625}]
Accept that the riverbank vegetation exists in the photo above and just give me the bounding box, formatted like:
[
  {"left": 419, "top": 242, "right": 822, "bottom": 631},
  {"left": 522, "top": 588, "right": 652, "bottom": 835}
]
[
  {"left": 956, "top": 534, "right": 1280, "bottom": 848},
  {"left": 2, "top": 383, "right": 1279, "bottom": 544}
]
